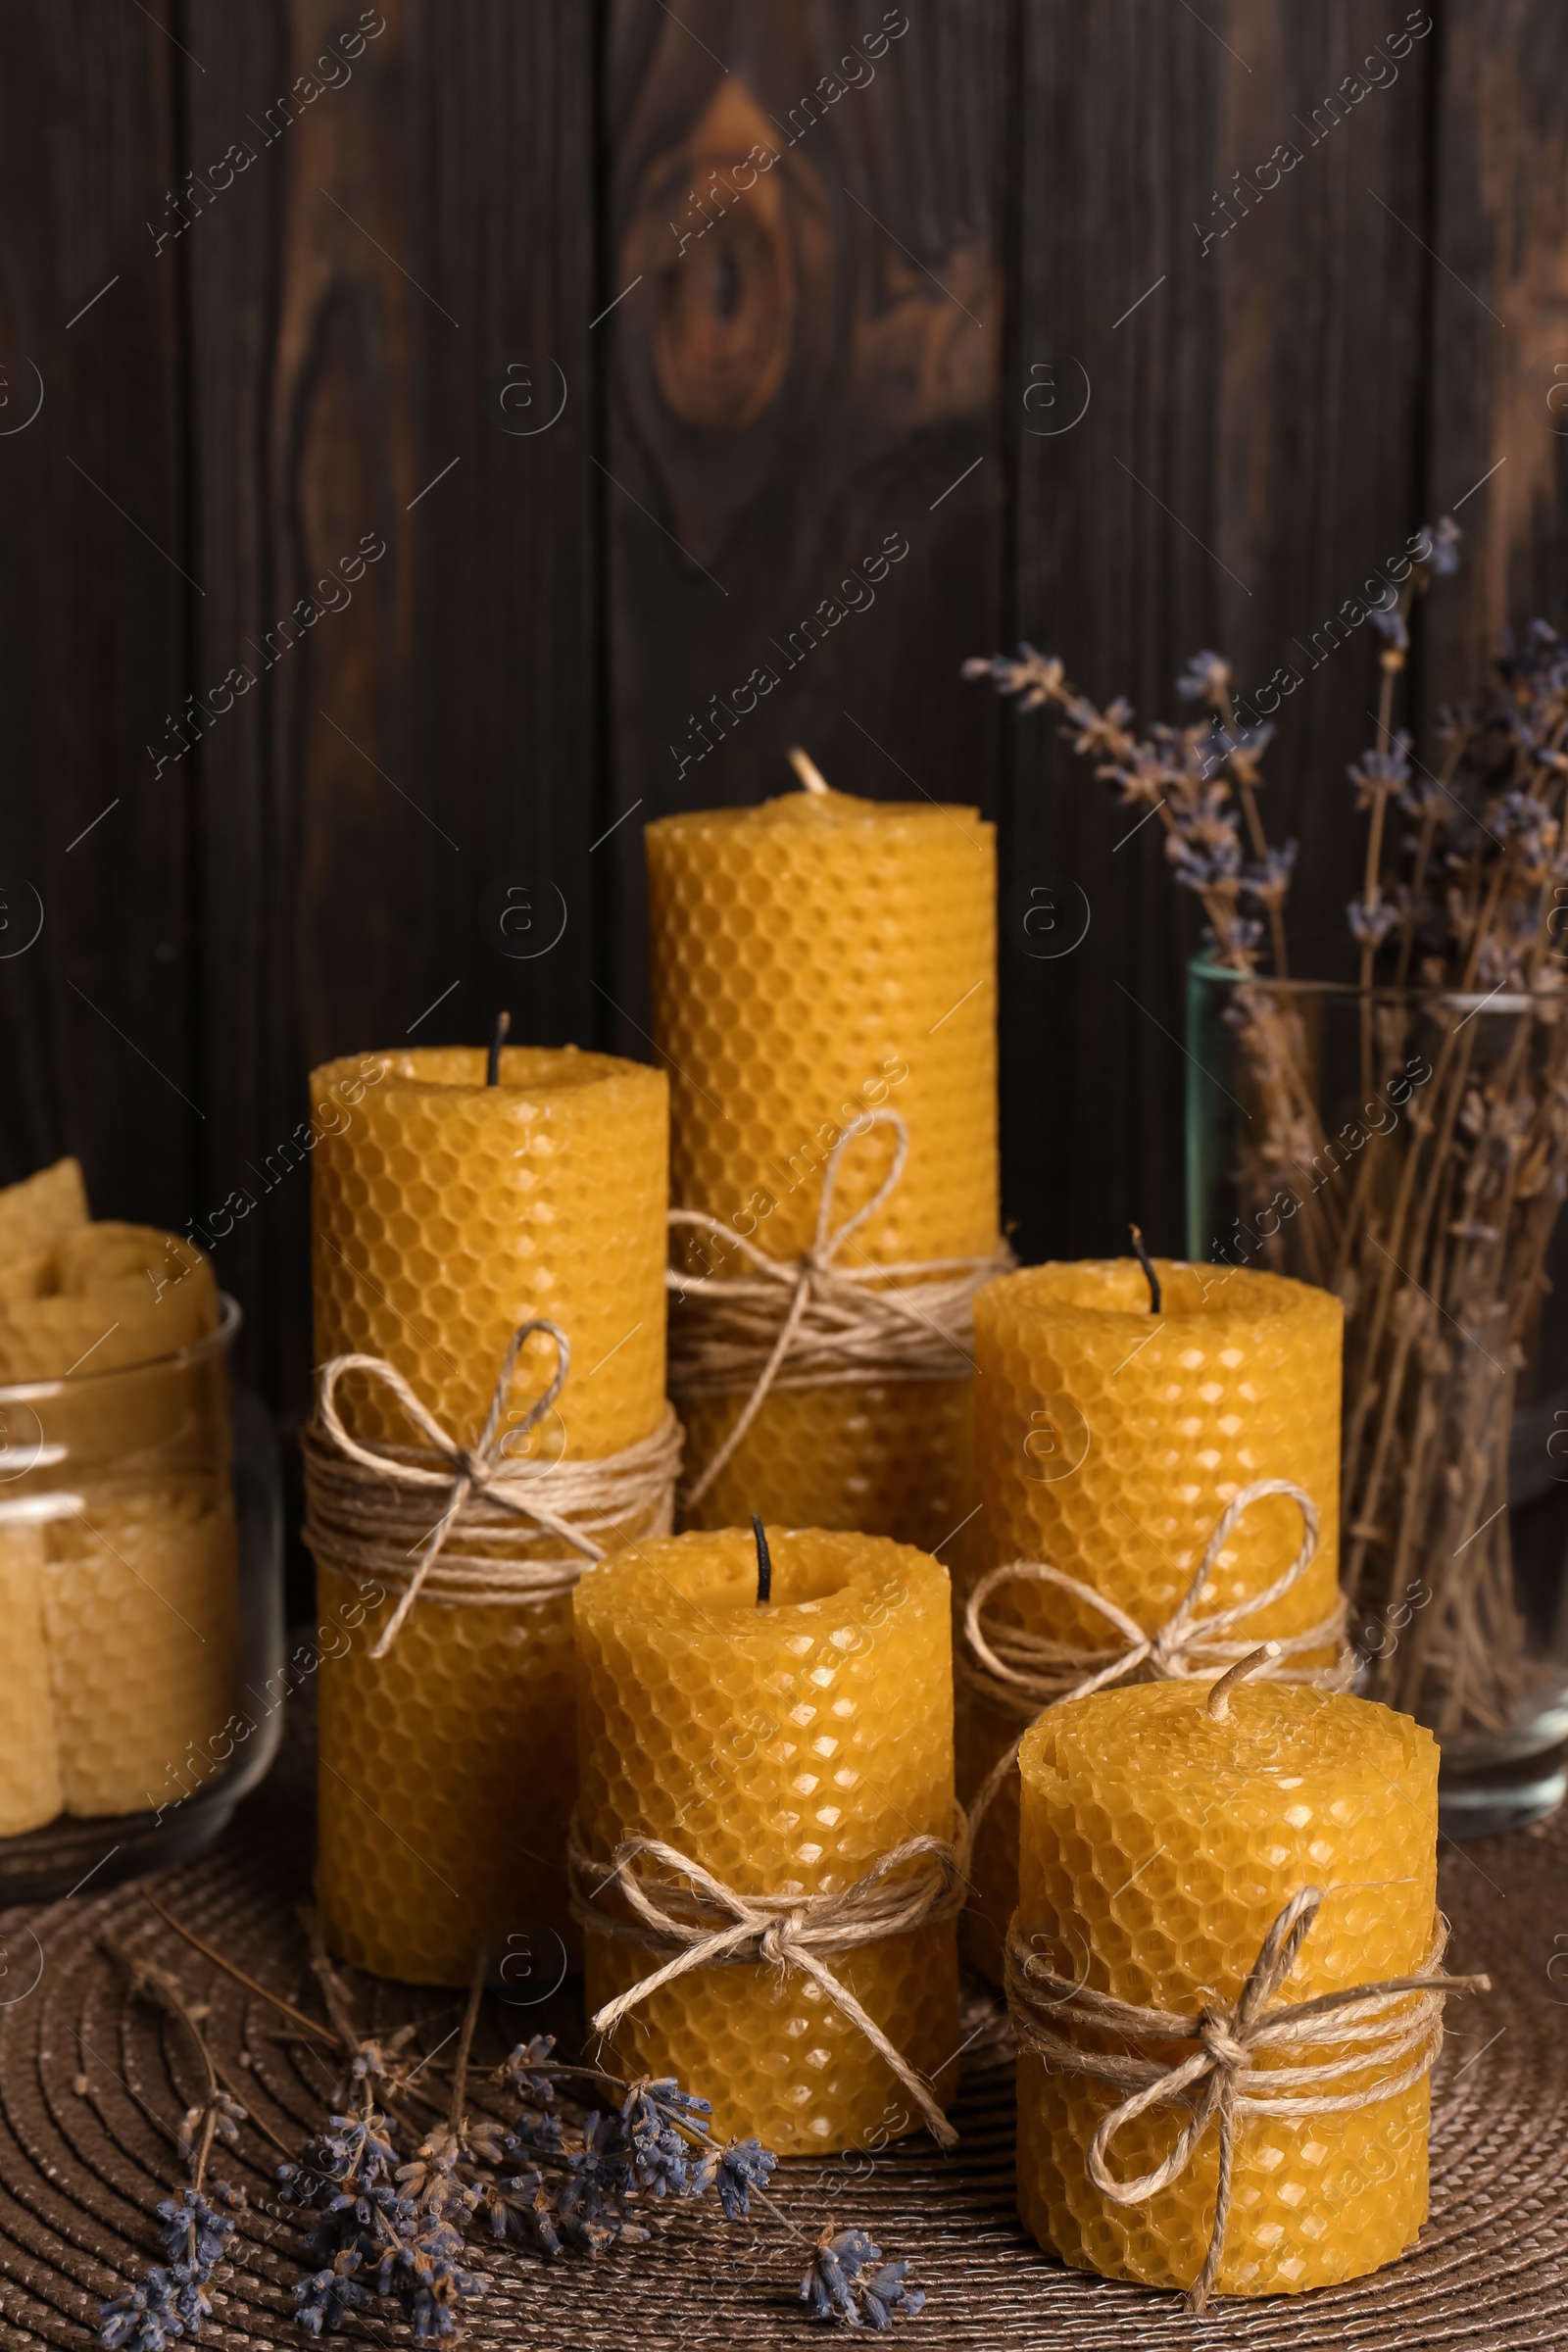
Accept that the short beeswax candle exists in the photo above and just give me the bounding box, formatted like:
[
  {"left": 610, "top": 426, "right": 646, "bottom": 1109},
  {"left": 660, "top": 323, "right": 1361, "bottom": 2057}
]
[
  {"left": 647, "top": 780, "right": 997, "bottom": 1548},
  {"left": 962, "top": 1259, "right": 1344, "bottom": 1978},
  {"left": 311, "top": 1045, "right": 668, "bottom": 1986},
  {"left": 574, "top": 1525, "right": 958, "bottom": 2151},
  {"left": 1013, "top": 1679, "right": 1439, "bottom": 2295}
]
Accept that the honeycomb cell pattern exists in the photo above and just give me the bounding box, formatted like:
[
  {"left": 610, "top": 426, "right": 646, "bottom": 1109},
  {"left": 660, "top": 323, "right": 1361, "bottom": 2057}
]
[
  {"left": 647, "top": 788, "right": 997, "bottom": 1538},
  {"left": 315, "top": 1564, "right": 580, "bottom": 1986},
  {"left": 962, "top": 1259, "right": 1345, "bottom": 1983},
  {"left": 574, "top": 1526, "right": 959, "bottom": 2153},
  {"left": 681, "top": 1377, "right": 974, "bottom": 1555},
  {"left": 0, "top": 1524, "right": 63, "bottom": 1834},
  {"left": 44, "top": 1477, "right": 239, "bottom": 1818},
  {"left": 1014, "top": 1680, "right": 1439, "bottom": 2297},
  {"left": 309, "top": 1046, "right": 670, "bottom": 1986}
]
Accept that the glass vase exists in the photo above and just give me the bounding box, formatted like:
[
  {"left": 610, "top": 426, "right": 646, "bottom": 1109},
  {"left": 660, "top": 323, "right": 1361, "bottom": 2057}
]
[
  {"left": 0, "top": 1298, "right": 285, "bottom": 1904},
  {"left": 1186, "top": 956, "right": 1568, "bottom": 1838}
]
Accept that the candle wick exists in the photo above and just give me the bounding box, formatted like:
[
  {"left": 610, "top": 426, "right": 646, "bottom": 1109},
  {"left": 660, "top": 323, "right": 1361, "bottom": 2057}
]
[
  {"left": 1129, "top": 1223, "right": 1162, "bottom": 1315},
  {"left": 1205, "top": 1641, "right": 1280, "bottom": 1721},
  {"left": 751, "top": 1512, "right": 772, "bottom": 1606},
  {"left": 487, "top": 1009, "right": 511, "bottom": 1086},
  {"left": 787, "top": 745, "right": 831, "bottom": 797}
]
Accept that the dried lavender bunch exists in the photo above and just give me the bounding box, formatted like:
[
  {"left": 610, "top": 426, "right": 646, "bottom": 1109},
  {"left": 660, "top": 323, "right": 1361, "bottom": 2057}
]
[
  {"left": 962, "top": 642, "right": 1273, "bottom": 970},
  {"left": 964, "top": 516, "right": 1461, "bottom": 986},
  {"left": 101, "top": 1907, "right": 925, "bottom": 2344},
  {"left": 964, "top": 529, "right": 1568, "bottom": 1742}
]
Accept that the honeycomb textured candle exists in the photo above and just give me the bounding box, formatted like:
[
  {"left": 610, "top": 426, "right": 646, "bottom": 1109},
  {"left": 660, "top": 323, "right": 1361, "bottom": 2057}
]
[
  {"left": 575, "top": 1526, "right": 958, "bottom": 2152},
  {"left": 311, "top": 1046, "right": 667, "bottom": 1986},
  {"left": 1014, "top": 1680, "right": 1438, "bottom": 2296},
  {"left": 962, "top": 1259, "right": 1344, "bottom": 1980},
  {"left": 647, "top": 787, "right": 996, "bottom": 1547}
]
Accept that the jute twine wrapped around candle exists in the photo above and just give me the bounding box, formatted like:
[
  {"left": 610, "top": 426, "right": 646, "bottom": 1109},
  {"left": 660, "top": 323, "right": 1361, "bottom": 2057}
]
[
  {"left": 962, "top": 1480, "right": 1353, "bottom": 1836},
  {"left": 302, "top": 1318, "right": 682, "bottom": 1656},
  {"left": 1006, "top": 1878, "right": 1491, "bottom": 2312},
  {"left": 567, "top": 1815, "right": 971, "bottom": 2147},
  {"left": 667, "top": 1109, "right": 1013, "bottom": 1508}
]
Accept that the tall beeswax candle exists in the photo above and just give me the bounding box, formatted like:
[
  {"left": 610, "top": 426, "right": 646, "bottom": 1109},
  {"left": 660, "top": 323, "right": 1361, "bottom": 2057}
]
[
  {"left": 1014, "top": 1680, "right": 1439, "bottom": 2295},
  {"left": 962, "top": 1259, "right": 1343, "bottom": 1979},
  {"left": 311, "top": 1046, "right": 667, "bottom": 1986},
  {"left": 647, "top": 782, "right": 997, "bottom": 1548},
  {"left": 574, "top": 1526, "right": 958, "bottom": 2151}
]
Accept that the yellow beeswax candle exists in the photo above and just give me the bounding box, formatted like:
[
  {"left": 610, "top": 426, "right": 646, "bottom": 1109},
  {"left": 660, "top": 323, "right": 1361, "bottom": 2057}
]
[
  {"left": 1014, "top": 1679, "right": 1438, "bottom": 2295},
  {"left": 310, "top": 1045, "right": 668, "bottom": 1986},
  {"left": 962, "top": 1258, "right": 1344, "bottom": 1979},
  {"left": 647, "top": 781, "right": 997, "bottom": 1549},
  {"left": 574, "top": 1525, "right": 958, "bottom": 2151}
]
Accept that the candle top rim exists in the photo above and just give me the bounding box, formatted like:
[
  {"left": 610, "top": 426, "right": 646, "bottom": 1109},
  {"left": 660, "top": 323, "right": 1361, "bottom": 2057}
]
[
  {"left": 1019, "top": 1677, "right": 1435, "bottom": 1788},
  {"left": 312, "top": 1046, "right": 665, "bottom": 1101},
  {"left": 979, "top": 1257, "right": 1343, "bottom": 1331},
  {"left": 647, "top": 789, "right": 988, "bottom": 835},
  {"left": 575, "top": 1524, "right": 947, "bottom": 1636}
]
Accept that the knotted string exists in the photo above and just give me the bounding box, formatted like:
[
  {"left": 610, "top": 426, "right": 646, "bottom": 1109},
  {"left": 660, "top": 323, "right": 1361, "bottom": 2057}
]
[
  {"left": 567, "top": 1815, "right": 971, "bottom": 2148},
  {"left": 303, "top": 1319, "right": 681, "bottom": 1656},
  {"left": 1006, "top": 1887, "right": 1490, "bottom": 2311},
  {"left": 668, "top": 1109, "right": 1012, "bottom": 1506},
  {"left": 963, "top": 1480, "right": 1352, "bottom": 1838}
]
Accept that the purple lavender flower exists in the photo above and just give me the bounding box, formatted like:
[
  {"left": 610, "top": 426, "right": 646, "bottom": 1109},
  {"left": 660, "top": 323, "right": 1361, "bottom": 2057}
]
[
  {"left": 1347, "top": 900, "right": 1399, "bottom": 949},
  {"left": 802, "top": 2227, "right": 925, "bottom": 2329}
]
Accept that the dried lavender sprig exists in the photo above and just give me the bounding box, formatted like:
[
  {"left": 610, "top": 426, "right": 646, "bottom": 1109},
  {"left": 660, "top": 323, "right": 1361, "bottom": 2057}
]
[
  {"left": 97, "top": 1945, "right": 249, "bottom": 2352},
  {"left": 108, "top": 1899, "right": 926, "bottom": 2339}
]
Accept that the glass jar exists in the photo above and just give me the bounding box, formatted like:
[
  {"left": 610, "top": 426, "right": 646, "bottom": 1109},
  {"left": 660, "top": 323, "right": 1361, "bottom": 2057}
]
[
  {"left": 1186, "top": 956, "right": 1568, "bottom": 1837},
  {"left": 0, "top": 1297, "right": 284, "bottom": 1903}
]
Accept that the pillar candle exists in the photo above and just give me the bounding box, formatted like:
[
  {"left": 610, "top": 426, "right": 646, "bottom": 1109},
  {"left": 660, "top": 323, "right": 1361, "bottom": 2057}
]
[
  {"left": 962, "top": 1259, "right": 1344, "bottom": 1980},
  {"left": 310, "top": 1045, "right": 668, "bottom": 1986},
  {"left": 646, "top": 781, "right": 997, "bottom": 1549},
  {"left": 1014, "top": 1679, "right": 1438, "bottom": 2295},
  {"left": 574, "top": 1525, "right": 958, "bottom": 2152}
]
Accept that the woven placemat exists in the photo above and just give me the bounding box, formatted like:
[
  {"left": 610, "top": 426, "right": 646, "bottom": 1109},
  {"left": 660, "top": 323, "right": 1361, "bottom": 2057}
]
[{"left": 0, "top": 1706, "right": 1564, "bottom": 2351}]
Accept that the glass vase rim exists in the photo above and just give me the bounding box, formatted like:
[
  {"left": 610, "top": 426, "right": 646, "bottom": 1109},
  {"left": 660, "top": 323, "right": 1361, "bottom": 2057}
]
[
  {"left": 0, "top": 1291, "right": 242, "bottom": 1403},
  {"left": 1188, "top": 954, "right": 1538, "bottom": 1014}
]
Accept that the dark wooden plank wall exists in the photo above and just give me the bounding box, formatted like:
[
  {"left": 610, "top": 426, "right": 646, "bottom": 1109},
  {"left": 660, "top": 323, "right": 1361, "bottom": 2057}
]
[{"left": 1, "top": 0, "right": 1565, "bottom": 1445}]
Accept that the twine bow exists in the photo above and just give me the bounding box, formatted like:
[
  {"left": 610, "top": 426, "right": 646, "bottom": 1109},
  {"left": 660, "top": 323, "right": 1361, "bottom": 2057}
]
[
  {"left": 307, "top": 1320, "right": 680, "bottom": 1657},
  {"left": 668, "top": 1109, "right": 1011, "bottom": 1507},
  {"left": 568, "top": 1818, "right": 970, "bottom": 2147},
  {"left": 1006, "top": 1888, "right": 1491, "bottom": 2312},
  {"left": 964, "top": 1480, "right": 1351, "bottom": 1836}
]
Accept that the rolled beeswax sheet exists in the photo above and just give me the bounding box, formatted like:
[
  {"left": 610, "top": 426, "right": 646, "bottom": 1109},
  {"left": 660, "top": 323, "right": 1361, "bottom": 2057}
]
[
  {"left": 0, "top": 1155, "right": 88, "bottom": 1265},
  {"left": 0, "top": 1520, "right": 64, "bottom": 1834},
  {"left": 42, "top": 1476, "right": 239, "bottom": 1819},
  {"left": 0, "top": 1224, "right": 219, "bottom": 1384}
]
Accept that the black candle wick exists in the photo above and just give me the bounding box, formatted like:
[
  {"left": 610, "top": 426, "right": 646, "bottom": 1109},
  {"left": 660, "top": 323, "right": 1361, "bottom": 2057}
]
[
  {"left": 487, "top": 1008, "right": 511, "bottom": 1086},
  {"left": 1130, "top": 1224, "right": 1162, "bottom": 1315},
  {"left": 751, "top": 1513, "right": 772, "bottom": 1606}
]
